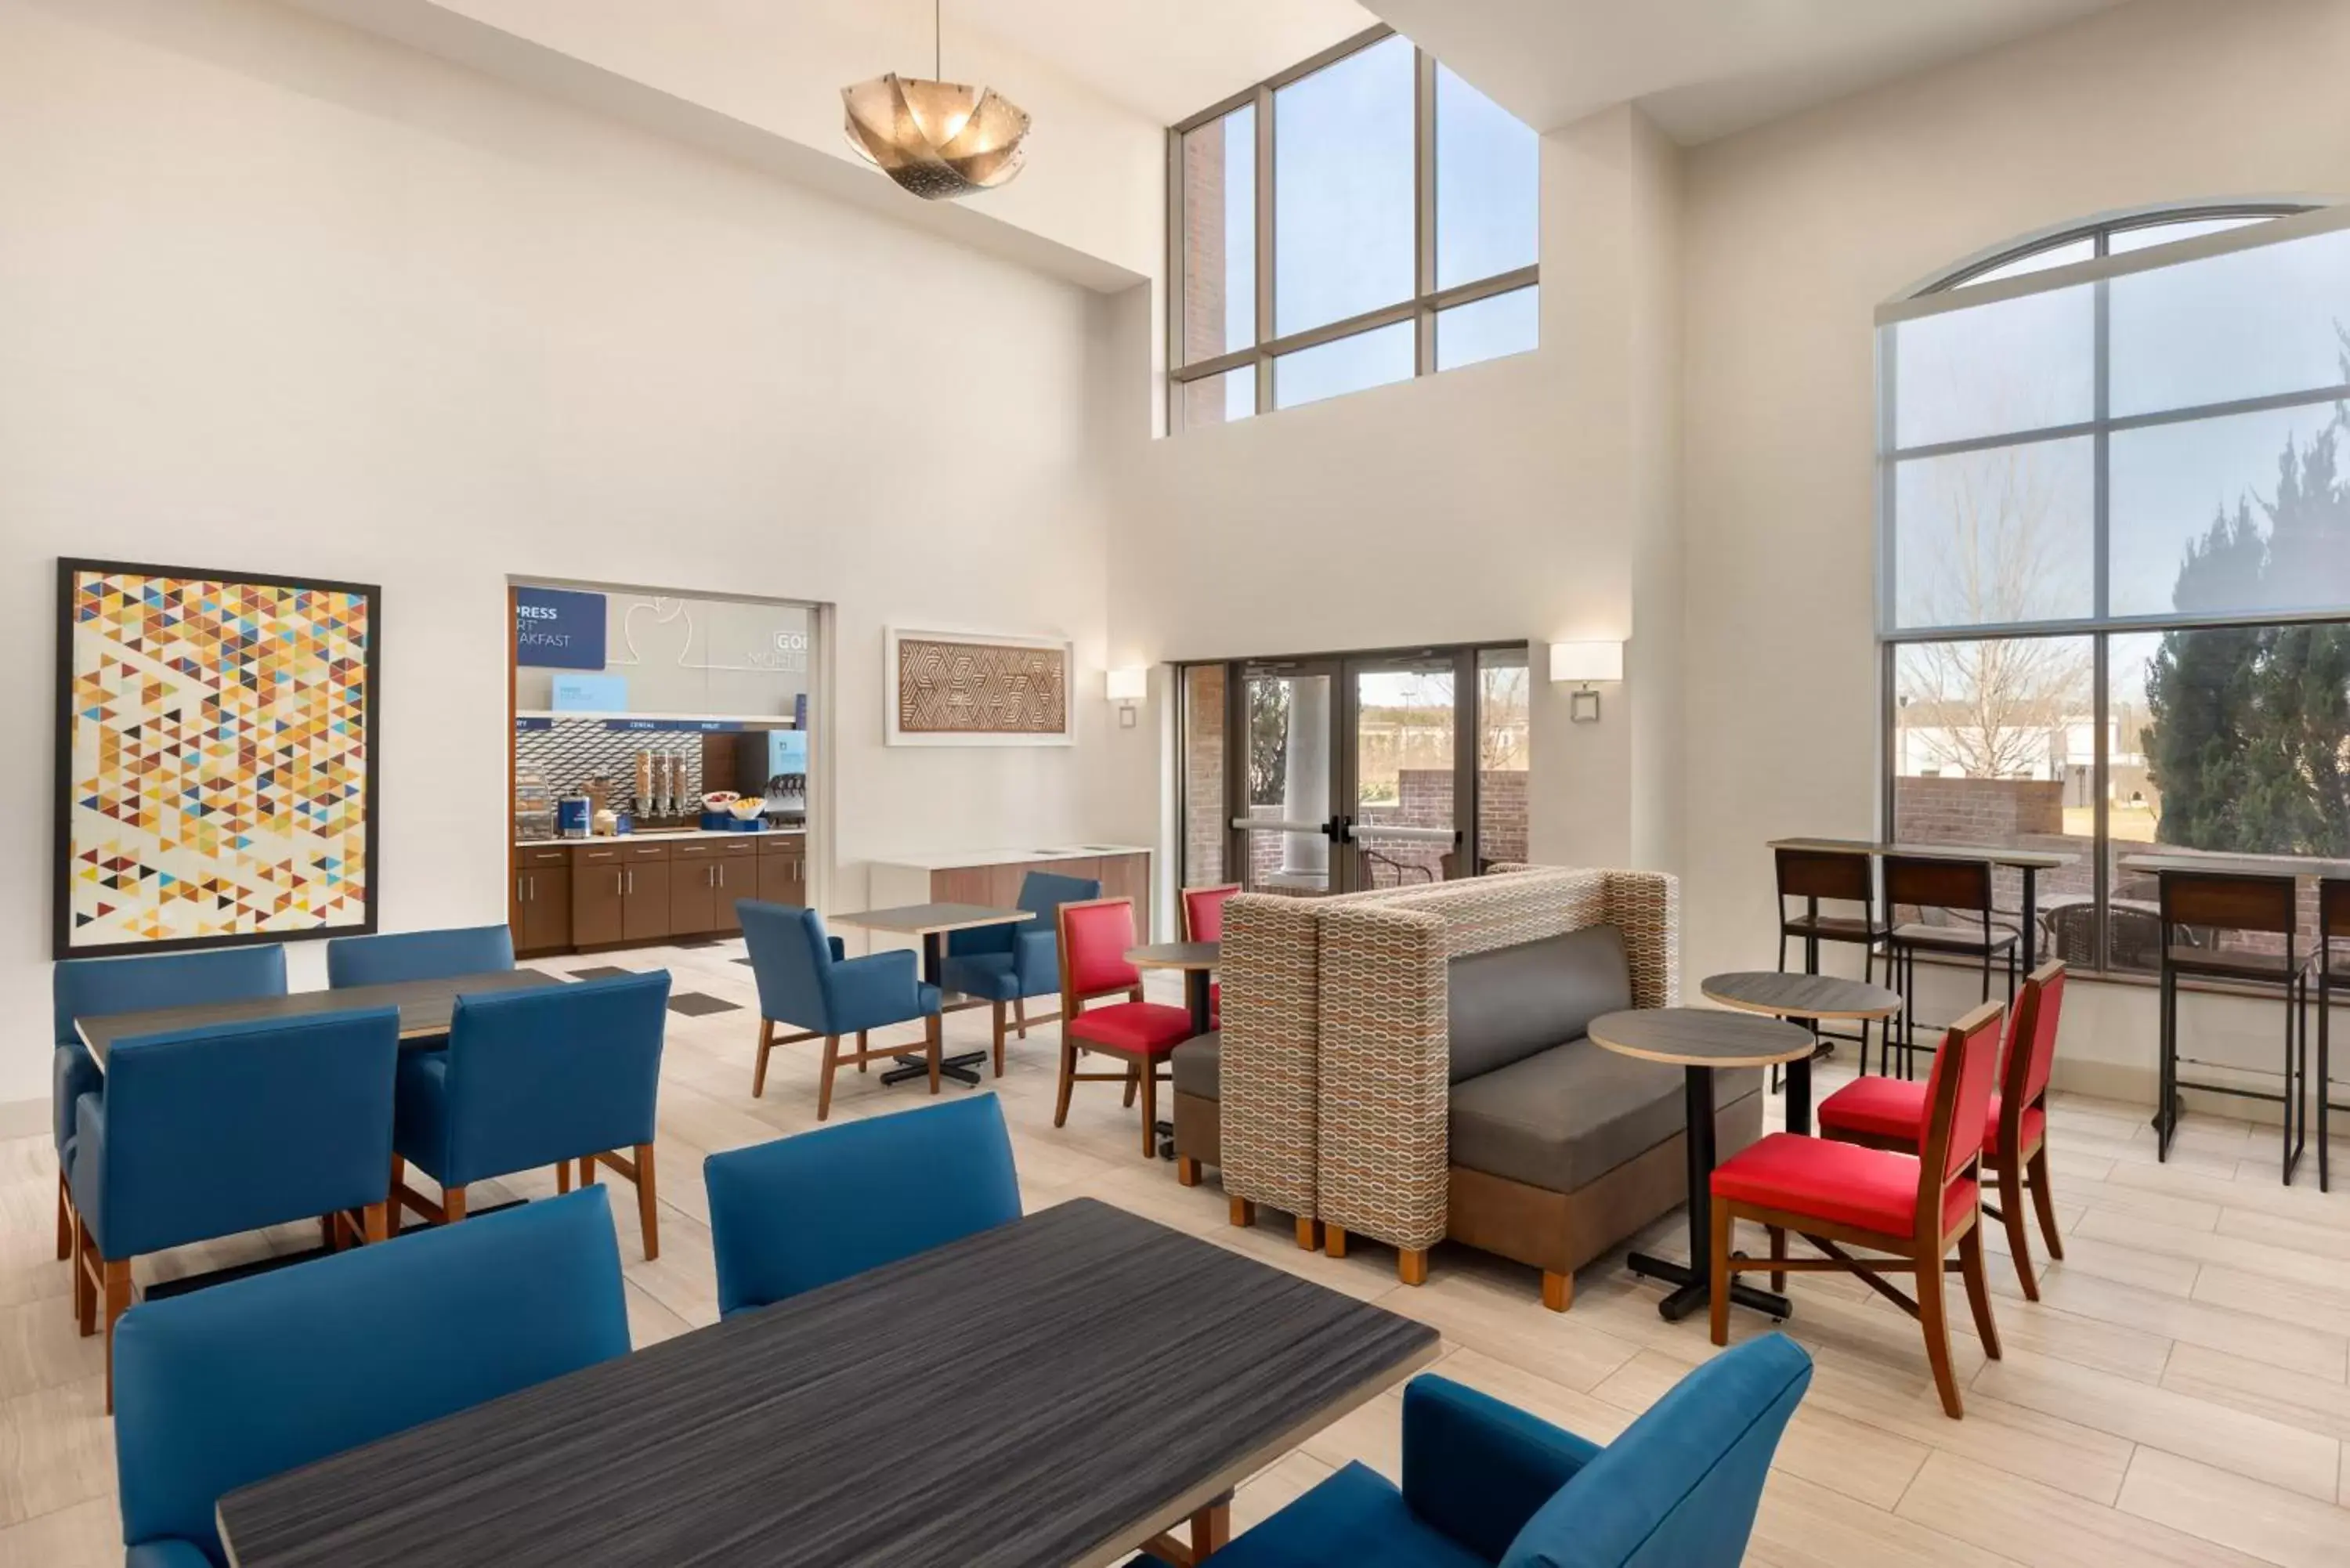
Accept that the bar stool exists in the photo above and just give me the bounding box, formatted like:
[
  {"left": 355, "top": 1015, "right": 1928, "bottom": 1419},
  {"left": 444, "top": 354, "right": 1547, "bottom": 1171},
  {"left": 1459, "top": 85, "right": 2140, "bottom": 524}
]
[
  {"left": 1885, "top": 854, "right": 2017, "bottom": 1080},
  {"left": 2155, "top": 871, "right": 2313, "bottom": 1184},
  {"left": 2317, "top": 877, "right": 2348, "bottom": 1192},
  {"left": 1773, "top": 847, "right": 1889, "bottom": 1080}
]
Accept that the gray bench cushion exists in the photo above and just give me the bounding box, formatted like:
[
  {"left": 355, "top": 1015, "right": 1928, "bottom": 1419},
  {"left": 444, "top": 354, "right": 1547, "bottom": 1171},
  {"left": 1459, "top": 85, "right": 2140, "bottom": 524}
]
[
  {"left": 1172, "top": 1032, "right": 1220, "bottom": 1100},
  {"left": 1447, "top": 926, "right": 1632, "bottom": 1083},
  {"left": 1448, "top": 1038, "right": 1762, "bottom": 1195}
]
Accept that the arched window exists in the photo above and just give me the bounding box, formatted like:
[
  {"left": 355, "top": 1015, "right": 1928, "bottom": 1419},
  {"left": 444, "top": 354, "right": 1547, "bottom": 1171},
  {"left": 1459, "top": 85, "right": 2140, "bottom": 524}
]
[{"left": 1876, "top": 202, "right": 2350, "bottom": 977}]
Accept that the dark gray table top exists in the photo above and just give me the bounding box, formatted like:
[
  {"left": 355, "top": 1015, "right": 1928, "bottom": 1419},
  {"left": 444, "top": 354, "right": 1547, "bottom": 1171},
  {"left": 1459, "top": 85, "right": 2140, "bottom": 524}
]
[
  {"left": 1770, "top": 836, "right": 2077, "bottom": 870},
  {"left": 1589, "top": 1006, "right": 1817, "bottom": 1069},
  {"left": 1126, "top": 941, "right": 1220, "bottom": 971},
  {"left": 214, "top": 1198, "right": 1440, "bottom": 1568},
  {"left": 828, "top": 903, "right": 1033, "bottom": 937},
  {"left": 77, "top": 969, "right": 563, "bottom": 1066},
  {"left": 2119, "top": 851, "right": 2350, "bottom": 882},
  {"left": 1700, "top": 971, "right": 1903, "bottom": 1021}
]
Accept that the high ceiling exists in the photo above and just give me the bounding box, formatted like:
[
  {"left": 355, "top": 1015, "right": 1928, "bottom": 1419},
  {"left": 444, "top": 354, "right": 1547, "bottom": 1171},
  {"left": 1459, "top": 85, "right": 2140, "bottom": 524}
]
[{"left": 962, "top": 0, "right": 2139, "bottom": 140}]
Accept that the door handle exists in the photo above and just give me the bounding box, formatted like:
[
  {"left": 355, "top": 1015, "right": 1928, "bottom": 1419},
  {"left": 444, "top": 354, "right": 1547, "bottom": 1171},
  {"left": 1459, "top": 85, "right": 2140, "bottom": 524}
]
[{"left": 516, "top": 875, "right": 525, "bottom": 902}]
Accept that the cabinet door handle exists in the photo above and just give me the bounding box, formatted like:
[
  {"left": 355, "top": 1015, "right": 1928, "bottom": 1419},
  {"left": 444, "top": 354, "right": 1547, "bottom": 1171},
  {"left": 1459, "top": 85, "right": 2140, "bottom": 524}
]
[
  {"left": 516, "top": 875, "right": 525, "bottom": 903},
  {"left": 525, "top": 874, "right": 534, "bottom": 901}
]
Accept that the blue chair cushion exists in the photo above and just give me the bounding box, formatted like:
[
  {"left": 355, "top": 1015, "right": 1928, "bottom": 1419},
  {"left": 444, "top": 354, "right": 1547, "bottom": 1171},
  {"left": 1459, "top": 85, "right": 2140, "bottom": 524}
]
[
  {"left": 939, "top": 953, "right": 1021, "bottom": 1001},
  {"left": 1133, "top": 1463, "right": 1488, "bottom": 1568},
  {"left": 53, "top": 1041, "right": 100, "bottom": 1157},
  {"left": 52, "top": 946, "right": 289, "bottom": 1154},
  {"left": 112, "top": 1188, "right": 629, "bottom": 1566},
  {"left": 327, "top": 925, "right": 515, "bottom": 989}
]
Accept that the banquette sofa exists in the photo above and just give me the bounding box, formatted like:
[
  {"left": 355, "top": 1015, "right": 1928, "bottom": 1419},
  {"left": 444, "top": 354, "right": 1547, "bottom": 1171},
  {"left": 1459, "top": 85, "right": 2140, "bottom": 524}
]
[{"left": 1175, "top": 866, "right": 1762, "bottom": 1310}]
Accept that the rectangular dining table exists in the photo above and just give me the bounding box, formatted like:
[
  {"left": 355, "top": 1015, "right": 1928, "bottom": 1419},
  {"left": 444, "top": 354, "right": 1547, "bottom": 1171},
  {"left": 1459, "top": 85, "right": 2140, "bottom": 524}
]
[
  {"left": 75, "top": 968, "right": 563, "bottom": 1067},
  {"left": 1768, "top": 836, "right": 2079, "bottom": 970},
  {"left": 215, "top": 1197, "right": 1441, "bottom": 1568}
]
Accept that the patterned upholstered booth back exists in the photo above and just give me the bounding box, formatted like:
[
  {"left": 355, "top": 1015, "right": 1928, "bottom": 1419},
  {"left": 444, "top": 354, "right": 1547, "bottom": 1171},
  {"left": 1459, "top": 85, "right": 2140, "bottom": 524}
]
[{"left": 1218, "top": 867, "right": 1679, "bottom": 1242}]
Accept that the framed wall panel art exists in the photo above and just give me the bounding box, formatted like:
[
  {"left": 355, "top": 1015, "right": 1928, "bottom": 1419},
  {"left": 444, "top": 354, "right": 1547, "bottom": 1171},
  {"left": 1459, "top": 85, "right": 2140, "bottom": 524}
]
[
  {"left": 54, "top": 559, "right": 381, "bottom": 958},
  {"left": 885, "top": 627, "right": 1073, "bottom": 746}
]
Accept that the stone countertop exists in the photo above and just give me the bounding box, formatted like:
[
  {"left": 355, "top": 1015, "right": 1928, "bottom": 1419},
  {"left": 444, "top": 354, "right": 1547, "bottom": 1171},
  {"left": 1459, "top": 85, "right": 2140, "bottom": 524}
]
[
  {"left": 512, "top": 828, "right": 805, "bottom": 850},
  {"left": 870, "top": 844, "right": 1152, "bottom": 871}
]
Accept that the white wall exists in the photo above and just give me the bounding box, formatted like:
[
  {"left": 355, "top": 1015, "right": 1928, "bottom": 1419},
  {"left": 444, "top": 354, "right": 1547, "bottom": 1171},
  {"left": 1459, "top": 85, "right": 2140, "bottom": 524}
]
[
  {"left": 1106, "top": 103, "right": 1687, "bottom": 878},
  {"left": 0, "top": 0, "right": 1137, "bottom": 1103},
  {"left": 1679, "top": 0, "right": 2350, "bottom": 1089}
]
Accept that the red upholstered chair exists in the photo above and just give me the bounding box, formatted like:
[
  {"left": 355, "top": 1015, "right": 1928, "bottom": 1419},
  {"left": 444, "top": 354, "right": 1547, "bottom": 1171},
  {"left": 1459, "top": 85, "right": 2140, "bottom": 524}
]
[
  {"left": 1817, "top": 960, "right": 2068, "bottom": 1299},
  {"left": 1179, "top": 883, "right": 1239, "bottom": 1027},
  {"left": 1710, "top": 999, "right": 2007, "bottom": 1418},
  {"left": 1056, "top": 898, "right": 1198, "bottom": 1158}
]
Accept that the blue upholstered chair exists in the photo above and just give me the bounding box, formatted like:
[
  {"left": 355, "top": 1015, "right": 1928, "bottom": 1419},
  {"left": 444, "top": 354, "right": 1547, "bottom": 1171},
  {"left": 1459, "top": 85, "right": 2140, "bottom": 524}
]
[
  {"left": 390, "top": 970, "right": 669, "bottom": 1258},
  {"left": 703, "top": 1093, "right": 1020, "bottom": 1316},
  {"left": 49, "top": 947, "right": 289, "bottom": 1266},
  {"left": 70, "top": 1006, "right": 401, "bottom": 1411},
  {"left": 114, "top": 1187, "right": 629, "bottom": 1568},
  {"left": 940, "top": 870, "right": 1101, "bottom": 1075},
  {"left": 325, "top": 923, "right": 515, "bottom": 988},
  {"left": 1134, "top": 1334, "right": 1811, "bottom": 1568},
  {"left": 737, "top": 900, "right": 943, "bottom": 1117}
]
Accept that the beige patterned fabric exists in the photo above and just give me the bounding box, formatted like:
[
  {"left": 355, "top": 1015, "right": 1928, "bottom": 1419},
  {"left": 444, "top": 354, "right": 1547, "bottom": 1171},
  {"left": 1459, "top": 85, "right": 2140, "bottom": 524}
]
[{"left": 1218, "top": 865, "right": 1679, "bottom": 1240}]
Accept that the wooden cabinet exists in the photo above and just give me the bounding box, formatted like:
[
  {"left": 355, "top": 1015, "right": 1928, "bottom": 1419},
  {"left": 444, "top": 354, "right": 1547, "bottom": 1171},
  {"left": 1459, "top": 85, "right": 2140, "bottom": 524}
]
[
  {"left": 870, "top": 849, "right": 1154, "bottom": 938},
  {"left": 620, "top": 841, "right": 671, "bottom": 943},
  {"left": 671, "top": 841, "right": 718, "bottom": 934},
  {"left": 1094, "top": 851, "right": 1150, "bottom": 919},
  {"left": 570, "top": 844, "right": 629, "bottom": 948},
  {"left": 712, "top": 840, "right": 757, "bottom": 932},
  {"left": 512, "top": 846, "right": 572, "bottom": 956},
  {"left": 759, "top": 833, "right": 808, "bottom": 909}
]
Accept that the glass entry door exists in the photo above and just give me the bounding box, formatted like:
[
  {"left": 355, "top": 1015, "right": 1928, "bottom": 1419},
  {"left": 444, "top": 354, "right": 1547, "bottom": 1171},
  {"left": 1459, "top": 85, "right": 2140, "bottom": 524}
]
[{"left": 1213, "top": 649, "right": 1506, "bottom": 895}]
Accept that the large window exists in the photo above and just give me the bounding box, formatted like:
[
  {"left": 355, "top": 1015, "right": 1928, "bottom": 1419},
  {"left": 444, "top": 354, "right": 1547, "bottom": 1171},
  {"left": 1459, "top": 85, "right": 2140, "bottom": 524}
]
[
  {"left": 1170, "top": 27, "right": 1539, "bottom": 429},
  {"left": 1880, "top": 206, "right": 2350, "bottom": 974}
]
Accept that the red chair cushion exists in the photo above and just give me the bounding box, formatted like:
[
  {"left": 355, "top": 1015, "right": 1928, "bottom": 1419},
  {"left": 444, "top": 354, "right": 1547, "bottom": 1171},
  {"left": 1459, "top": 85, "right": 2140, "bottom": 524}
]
[
  {"left": 1712, "top": 1133, "right": 1979, "bottom": 1239},
  {"left": 1817, "top": 1079, "right": 2045, "bottom": 1157},
  {"left": 1208, "top": 980, "right": 1221, "bottom": 1031},
  {"left": 1068, "top": 1002, "right": 1195, "bottom": 1057}
]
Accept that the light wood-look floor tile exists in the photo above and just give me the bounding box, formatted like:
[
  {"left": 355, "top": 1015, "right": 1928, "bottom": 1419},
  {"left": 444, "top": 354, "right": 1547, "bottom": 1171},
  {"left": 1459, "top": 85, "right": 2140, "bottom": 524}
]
[{"left": 2116, "top": 1447, "right": 2350, "bottom": 1568}]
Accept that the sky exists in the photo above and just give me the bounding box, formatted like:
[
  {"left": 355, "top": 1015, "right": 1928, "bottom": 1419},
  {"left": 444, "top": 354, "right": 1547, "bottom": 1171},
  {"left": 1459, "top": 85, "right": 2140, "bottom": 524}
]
[{"left": 1194, "top": 35, "right": 1540, "bottom": 420}]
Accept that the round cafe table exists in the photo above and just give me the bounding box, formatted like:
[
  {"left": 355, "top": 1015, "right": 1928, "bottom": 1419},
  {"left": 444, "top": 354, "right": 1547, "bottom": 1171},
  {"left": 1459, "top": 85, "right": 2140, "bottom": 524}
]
[
  {"left": 1589, "top": 1007, "right": 1816, "bottom": 1324},
  {"left": 1126, "top": 941, "right": 1220, "bottom": 1037},
  {"left": 1698, "top": 972, "right": 1902, "bottom": 1138}
]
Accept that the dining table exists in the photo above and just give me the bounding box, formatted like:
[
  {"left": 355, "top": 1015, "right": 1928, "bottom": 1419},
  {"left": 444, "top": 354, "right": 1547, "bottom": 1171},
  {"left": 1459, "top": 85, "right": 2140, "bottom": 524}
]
[
  {"left": 1126, "top": 940, "right": 1219, "bottom": 1037},
  {"left": 826, "top": 902, "right": 1035, "bottom": 1088},
  {"left": 1767, "top": 836, "right": 2079, "bottom": 970},
  {"left": 213, "top": 1197, "right": 1441, "bottom": 1568},
  {"left": 1697, "top": 971, "right": 1902, "bottom": 1133},
  {"left": 74, "top": 968, "right": 563, "bottom": 1068}
]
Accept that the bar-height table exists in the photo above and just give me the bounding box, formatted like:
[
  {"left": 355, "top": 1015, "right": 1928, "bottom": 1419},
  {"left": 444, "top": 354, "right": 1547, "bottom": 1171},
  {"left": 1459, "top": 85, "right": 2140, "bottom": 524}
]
[
  {"left": 1589, "top": 1007, "right": 1816, "bottom": 1324},
  {"left": 76, "top": 969, "right": 563, "bottom": 1067},
  {"left": 215, "top": 1198, "right": 1441, "bottom": 1568},
  {"left": 1766, "top": 837, "right": 2078, "bottom": 971},
  {"left": 827, "top": 902, "right": 1033, "bottom": 1088}
]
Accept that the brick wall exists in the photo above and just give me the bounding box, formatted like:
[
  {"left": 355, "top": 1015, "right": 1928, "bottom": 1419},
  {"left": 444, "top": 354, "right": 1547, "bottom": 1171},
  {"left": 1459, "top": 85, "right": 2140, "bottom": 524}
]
[
  {"left": 1893, "top": 776, "right": 2064, "bottom": 839},
  {"left": 1180, "top": 128, "right": 1226, "bottom": 366},
  {"left": 1183, "top": 665, "right": 1227, "bottom": 886}
]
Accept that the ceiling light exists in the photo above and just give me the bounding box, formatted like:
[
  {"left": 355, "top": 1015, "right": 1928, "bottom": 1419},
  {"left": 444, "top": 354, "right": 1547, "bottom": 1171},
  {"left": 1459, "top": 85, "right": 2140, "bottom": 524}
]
[{"left": 842, "top": 2, "right": 1029, "bottom": 201}]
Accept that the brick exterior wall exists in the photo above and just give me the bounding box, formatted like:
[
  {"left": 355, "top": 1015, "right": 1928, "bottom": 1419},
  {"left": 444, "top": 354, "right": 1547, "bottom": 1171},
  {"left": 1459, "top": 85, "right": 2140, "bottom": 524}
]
[
  {"left": 1893, "top": 776, "right": 2064, "bottom": 840},
  {"left": 1183, "top": 665, "right": 1227, "bottom": 887},
  {"left": 1180, "top": 127, "right": 1226, "bottom": 367}
]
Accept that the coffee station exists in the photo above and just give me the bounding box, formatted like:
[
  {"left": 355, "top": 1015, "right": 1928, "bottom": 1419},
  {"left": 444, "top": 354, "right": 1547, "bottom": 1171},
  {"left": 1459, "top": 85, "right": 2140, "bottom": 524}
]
[{"left": 509, "top": 582, "right": 815, "bottom": 956}]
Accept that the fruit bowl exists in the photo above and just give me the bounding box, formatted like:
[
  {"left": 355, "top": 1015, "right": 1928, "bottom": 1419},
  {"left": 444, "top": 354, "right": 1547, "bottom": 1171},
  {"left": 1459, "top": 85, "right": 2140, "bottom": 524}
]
[{"left": 727, "top": 797, "right": 766, "bottom": 821}]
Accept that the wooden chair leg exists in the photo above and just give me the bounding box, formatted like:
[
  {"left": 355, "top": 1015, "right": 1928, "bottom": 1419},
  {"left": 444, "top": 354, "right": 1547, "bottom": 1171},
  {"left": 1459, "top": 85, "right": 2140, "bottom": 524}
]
[
  {"left": 1325, "top": 1225, "right": 1348, "bottom": 1259},
  {"left": 1542, "top": 1270, "right": 1571, "bottom": 1312},
  {"left": 1958, "top": 1225, "right": 2001, "bottom": 1358},
  {"left": 319, "top": 1214, "right": 340, "bottom": 1253},
  {"left": 442, "top": 1185, "right": 468, "bottom": 1224},
  {"left": 1768, "top": 1224, "right": 1787, "bottom": 1294},
  {"left": 1014, "top": 996, "right": 1029, "bottom": 1039},
  {"left": 1918, "top": 1245, "right": 1963, "bottom": 1418},
  {"left": 1138, "top": 1058, "right": 1158, "bottom": 1158},
  {"left": 2026, "top": 1147, "right": 2065, "bottom": 1259},
  {"left": 1230, "top": 1196, "right": 1256, "bottom": 1227},
  {"left": 556, "top": 1158, "right": 573, "bottom": 1195},
  {"left": 102, "top": 1258, "right": 131, "bottom": 1413},
  {"left": 634, "top": 1142, "right": 660, "bottom": 1261},
  {"left": 1188, "top": 1499, "right": 1231, "bottom": 1559},
  {"left": 580, "top": 1154, "right": 599, "bottom": 1187},
  {"left": 858, "top": 1028, "right": 870, "bottom": 1075},
  {"left": 818, "top": 1035, "right": 841, "bottom": 1119},
  {"left": 1122, "top": 1062, "right": 1139, "bottom": 1109},
  {"left": 1397, "top": 1248, "right": 1428, "bottom": 1286},
  {"left": 992, "top": 1003, "right": 1007, "bottom": 1078},
  {"left": 1998, "top": 1161, "right": 2040, "bottom": 1300},
  {"left": 925, "top": 1014, "right": 942, "bottom": 1095},
  {"left": 1295, "top": 1216, "right": 1321, "bottom": 1251},
  {"left": 55, "top": 1169, "right": 71, "bottom": 1263},
  {"left": 1054, "top": 1037, "right": 1076, "bottom": 1127},
  {"left": 752, "top": 1017, "right": 775, "bottom": 1098},
  {"left": 386, "top": 1154, "right": 405, "bottom": 1240},
  {"left": 1709, "top": 1199, "right": 1733, "bottom": 1347},
  {"left": 74, "top": 1218, "right": 96, "bottom": 1337},
  {"left": 362, "top": 1201, "right": 389, "bottom": 1245},
  {"left": 1176, "top": 1155, "right": 1200, "bottom": 1187}
]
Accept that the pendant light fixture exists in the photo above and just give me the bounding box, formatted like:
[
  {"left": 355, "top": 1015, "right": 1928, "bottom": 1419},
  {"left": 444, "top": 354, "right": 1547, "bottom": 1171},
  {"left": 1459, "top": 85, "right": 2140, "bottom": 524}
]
[{"left": 842, "top": 1, "right": 1030, "bottom": 201}]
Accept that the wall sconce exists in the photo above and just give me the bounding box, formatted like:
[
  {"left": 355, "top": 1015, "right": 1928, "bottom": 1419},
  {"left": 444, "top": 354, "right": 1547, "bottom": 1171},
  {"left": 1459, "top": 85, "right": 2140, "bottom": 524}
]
[
  {"left": 1105, "top": 667, "right": 1148, "bottom": 728},
  {"left": 1549, "top": 641, "right": 1623, "bottom": 724}
]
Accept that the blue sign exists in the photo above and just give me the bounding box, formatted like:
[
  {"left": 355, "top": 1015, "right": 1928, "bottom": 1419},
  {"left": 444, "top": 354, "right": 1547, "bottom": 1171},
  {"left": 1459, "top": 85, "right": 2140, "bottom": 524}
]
[
  {"left": 513, "top": 716, "right": 552, "bottom": 732},
  {"left": 515, "top": 587, "right": 606, "bottom": 670},
  {"left": 602, "top": 718, "right": 745, "bottom": 733},
  {"left": 551, "top": 674, "right": 627, "bottom": 711}
]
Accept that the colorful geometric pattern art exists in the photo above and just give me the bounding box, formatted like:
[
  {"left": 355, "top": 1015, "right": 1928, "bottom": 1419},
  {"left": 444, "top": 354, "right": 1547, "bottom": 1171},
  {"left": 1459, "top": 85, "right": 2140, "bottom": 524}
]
[
  {"left": 895, "top": 634, "right": 1068, "bottom": 739},
  {"left": 57, "top": 562, "right": 376, "bottom": 956}
]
